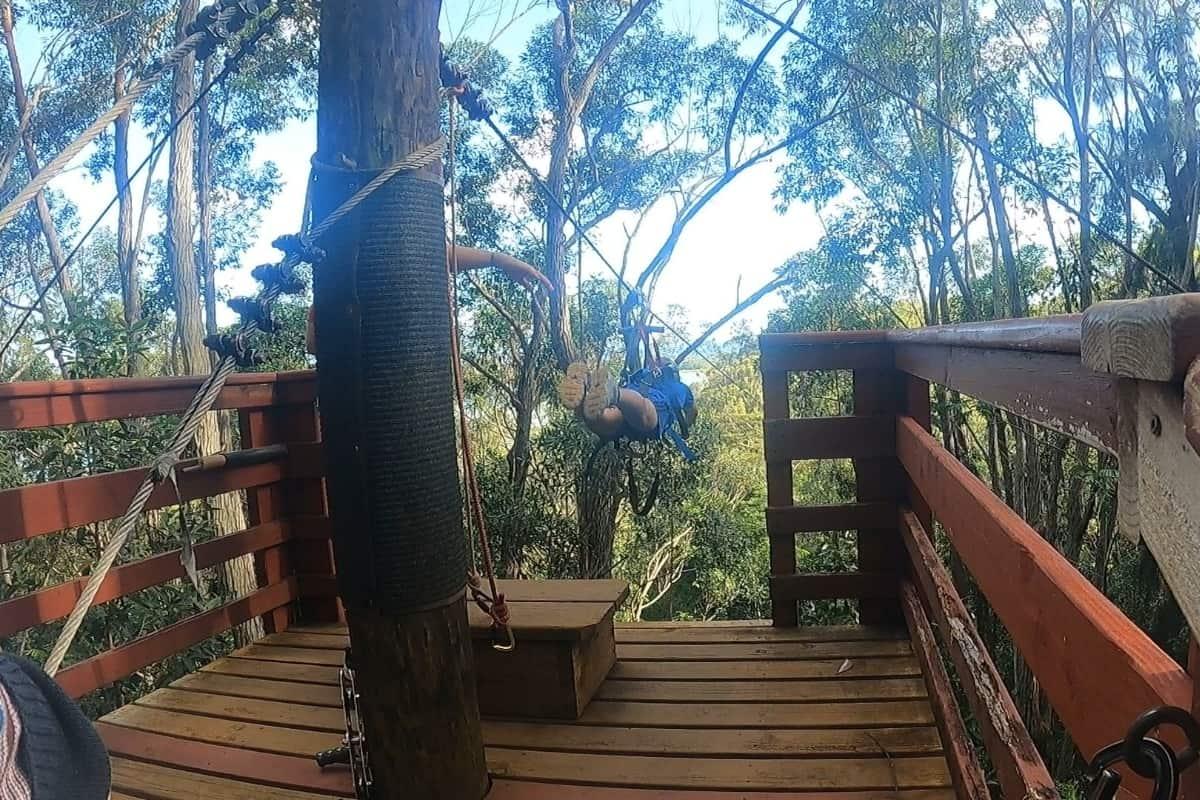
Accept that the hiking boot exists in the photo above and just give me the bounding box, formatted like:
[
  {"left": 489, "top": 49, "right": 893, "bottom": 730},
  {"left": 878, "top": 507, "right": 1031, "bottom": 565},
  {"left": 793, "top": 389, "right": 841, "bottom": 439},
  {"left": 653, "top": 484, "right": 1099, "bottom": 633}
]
[
  {"left": 558, "top": 361, "right": 589, "bottom": 410},
  {"left": 583, "top": 367, "right": 618, "bottom": 421}
]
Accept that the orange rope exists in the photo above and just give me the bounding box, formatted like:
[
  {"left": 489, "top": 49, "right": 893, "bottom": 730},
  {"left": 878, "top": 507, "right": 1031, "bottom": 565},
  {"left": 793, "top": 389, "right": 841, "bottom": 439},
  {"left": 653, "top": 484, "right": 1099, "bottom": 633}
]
[{"left": 446, "top": 99, "right": 512, "bottom": 651}]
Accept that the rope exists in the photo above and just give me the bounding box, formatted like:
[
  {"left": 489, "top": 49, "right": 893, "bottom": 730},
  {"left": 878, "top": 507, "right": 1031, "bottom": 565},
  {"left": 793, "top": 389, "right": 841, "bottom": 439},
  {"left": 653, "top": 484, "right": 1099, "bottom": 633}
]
[
  {"left": 444, "top": 93, "right": 512, "bottom": 650},
  {"left": 0, "top": 1, "right": 254, "bottom": 234},
  {"left": 43, "top": 138, "right": 445, "bottom": 677}
]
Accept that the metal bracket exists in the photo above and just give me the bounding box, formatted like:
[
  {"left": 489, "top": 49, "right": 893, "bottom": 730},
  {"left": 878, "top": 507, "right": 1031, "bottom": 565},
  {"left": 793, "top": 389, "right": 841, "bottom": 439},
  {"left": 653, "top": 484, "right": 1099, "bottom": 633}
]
[{"left": 315, "top": 649, "right": 373, "bottom": 799}]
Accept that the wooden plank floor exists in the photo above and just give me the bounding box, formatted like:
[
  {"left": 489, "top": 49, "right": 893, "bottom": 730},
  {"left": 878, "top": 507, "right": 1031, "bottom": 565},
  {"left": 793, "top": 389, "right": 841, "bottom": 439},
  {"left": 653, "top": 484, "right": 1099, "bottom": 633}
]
[{"left": 97, "top": 621, "right": 955, "bottom": 799}]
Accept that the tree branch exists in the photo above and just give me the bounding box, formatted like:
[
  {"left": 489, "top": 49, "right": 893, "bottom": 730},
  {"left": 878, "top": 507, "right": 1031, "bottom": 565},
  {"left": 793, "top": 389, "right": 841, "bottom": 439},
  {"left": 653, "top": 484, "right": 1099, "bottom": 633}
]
[
  {"left": 572, "top": 0, "right": 655, "bottom": 118},
  {"left": 462, "top": 352, "right": 521, "bottom": 408},
  {"left": 676, "top": 274, "right": 787, "bottom": 364},
  {"left": 724, "top": 1, "right": 803, "bottom": 172},
  {"left": 465, "top": 271, "right": 530, "bottom": 352}
]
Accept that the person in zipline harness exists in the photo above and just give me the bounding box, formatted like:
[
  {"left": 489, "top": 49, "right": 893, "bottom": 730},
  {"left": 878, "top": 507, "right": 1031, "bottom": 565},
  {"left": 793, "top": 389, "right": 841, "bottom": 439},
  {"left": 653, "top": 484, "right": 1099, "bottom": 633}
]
[
  {"left": 306, "top": 245, "right": 552, "bottom": 353},
  {"left": 558, "top": 360, "right": 696, "bottom": 454},
  {"left": 558, "top": 293, "right": 698, "bottom": 462}
]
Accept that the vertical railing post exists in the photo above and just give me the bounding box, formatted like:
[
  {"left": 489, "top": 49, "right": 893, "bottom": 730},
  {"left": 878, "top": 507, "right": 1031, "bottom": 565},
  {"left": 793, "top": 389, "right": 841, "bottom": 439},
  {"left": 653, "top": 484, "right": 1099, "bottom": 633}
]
[
  {"left": 238, "top": 406, "right": 291, "bottom": 633},
  {"left": 903, "top": 374, "right": 933, "bottom": 534},
  {"left": 852, "top": 365, "right": 903, "bottom": 624},
  {"left": 275, "top": 399, "right": 339, "bottom": 623},
  {"left": 762, "top": 362, "right": 796, "bottom": 627}
]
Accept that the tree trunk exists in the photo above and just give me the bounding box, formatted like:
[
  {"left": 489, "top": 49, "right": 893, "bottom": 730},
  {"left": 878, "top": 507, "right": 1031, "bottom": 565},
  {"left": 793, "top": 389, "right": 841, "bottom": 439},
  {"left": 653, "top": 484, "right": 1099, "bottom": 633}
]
[
  {"left": 198, "top": 58, "right": 217, "bottom": 343},
  {"left": 544, "top": 12, "right": 578, "bottom": 371},
  {"left": 167, "top": 0, "right": 260, "bottom": 644},
  {"left": 314, "top": 0, "right": 488, "bottom": 795},
  {"left": 1, "top": 1, "right": 77, "bottom": 322},
  {"left": 114, "top": 65, "right": 143, "bottom": 362},
  {"left": 577, "top": 451, "right": 621, "bottom": 578}
]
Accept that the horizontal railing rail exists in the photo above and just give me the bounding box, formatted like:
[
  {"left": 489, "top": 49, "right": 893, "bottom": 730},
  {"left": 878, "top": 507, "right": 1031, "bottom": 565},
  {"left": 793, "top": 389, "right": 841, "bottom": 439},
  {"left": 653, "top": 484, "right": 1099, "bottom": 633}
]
[
  {"left": 0, "top": 371, "right": 336, "bottom": 699},
  {"left": 0, "top": 370, "right": 316, "bottom": 430}
]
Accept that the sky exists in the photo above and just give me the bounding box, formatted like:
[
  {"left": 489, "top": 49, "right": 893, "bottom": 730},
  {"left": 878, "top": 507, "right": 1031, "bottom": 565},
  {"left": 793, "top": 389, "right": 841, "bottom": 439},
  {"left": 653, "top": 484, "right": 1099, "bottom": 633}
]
[{"left": 15, "top": 0, "right": 819, "bottom": 339}]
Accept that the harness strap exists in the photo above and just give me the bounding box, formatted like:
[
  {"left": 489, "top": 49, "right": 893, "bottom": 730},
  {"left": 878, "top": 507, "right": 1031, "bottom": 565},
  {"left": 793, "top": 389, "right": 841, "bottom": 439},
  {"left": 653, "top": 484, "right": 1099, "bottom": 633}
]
[
  {"left": 625, "top": 449, "right": 662, "bottom": 516},
  {"left": 665, "top": 427, "right": 698, "bottom": 463}
]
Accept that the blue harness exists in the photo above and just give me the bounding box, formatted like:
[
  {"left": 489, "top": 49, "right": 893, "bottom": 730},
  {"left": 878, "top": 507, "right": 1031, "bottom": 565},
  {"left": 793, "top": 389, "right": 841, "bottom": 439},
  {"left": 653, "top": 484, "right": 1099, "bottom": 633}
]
[{"left": 621, "top": 367, "right": 698, "bottom": 463}]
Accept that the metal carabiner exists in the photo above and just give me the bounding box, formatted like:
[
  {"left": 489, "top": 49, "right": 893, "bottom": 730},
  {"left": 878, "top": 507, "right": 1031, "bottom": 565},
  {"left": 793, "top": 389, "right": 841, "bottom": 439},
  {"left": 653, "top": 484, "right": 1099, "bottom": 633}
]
[{"left": 491, "top": 623, "right": 515, "bottom": 653}]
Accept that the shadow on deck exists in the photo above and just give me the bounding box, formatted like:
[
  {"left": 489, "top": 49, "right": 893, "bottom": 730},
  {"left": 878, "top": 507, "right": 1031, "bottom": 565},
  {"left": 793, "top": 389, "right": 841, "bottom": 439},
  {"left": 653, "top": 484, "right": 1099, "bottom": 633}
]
[{"left": 96, "top": 621, "right": 952, "bottom": 799}]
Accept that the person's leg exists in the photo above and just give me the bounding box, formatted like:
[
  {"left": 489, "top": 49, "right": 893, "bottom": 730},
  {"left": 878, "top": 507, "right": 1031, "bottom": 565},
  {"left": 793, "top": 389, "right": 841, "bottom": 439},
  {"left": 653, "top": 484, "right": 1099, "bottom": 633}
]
[
  {"left": 585, "top": 406, "right": 625, "bottom": 438},
  {"left": 614, "top": 388, "right": 658, "bottom": 434}
]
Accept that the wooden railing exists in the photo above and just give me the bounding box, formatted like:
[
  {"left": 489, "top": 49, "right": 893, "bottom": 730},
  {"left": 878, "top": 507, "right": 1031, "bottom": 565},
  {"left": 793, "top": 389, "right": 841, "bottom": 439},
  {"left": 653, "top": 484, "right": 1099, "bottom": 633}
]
[
  {"left": 0, "top": 371, "right": 337, "bottom": 699},
  {"left": 761, "top": 297, "right": 1200, "bottom": 800}
]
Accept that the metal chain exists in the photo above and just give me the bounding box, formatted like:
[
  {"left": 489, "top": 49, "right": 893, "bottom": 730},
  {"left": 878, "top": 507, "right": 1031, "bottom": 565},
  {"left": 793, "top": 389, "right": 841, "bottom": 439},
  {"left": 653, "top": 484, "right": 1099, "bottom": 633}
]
[
  {"left": 1083, "top": 706, "right": 1200, "bottom": 800},
  {"left": 44, "top": 138, "right": 445, "bottom": 677}
]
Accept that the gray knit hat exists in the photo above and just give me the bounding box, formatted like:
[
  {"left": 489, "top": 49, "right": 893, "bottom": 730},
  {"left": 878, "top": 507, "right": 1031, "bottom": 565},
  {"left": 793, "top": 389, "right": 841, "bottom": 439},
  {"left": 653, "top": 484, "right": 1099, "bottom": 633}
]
[{"left": 0, "top": 654, "right": 110, "bottom": 800}]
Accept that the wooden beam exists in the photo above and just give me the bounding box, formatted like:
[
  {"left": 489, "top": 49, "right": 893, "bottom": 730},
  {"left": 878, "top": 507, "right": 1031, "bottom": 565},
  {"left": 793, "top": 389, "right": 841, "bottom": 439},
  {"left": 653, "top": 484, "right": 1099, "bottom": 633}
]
[
  {"left": 894, "top": 343, "right": 1117, "bottom": 454},
  {"left": 1082, "top": 294, "right": 1200, "bottom": 381},
  {"left": 56, "top": 578, "right": 298, "bottom": 698},
  {"left": 759, "top": 336, "right": 893, "bottom": 372},
  {"left": 769, "top": 572, "right": 899, "bottom": 601},
  {"left": 899, "top": 509, "right": 1057, "bottom": 799},
  {"left": 0, "top": 372, "right": 316, "bottom": 431},
  {"left": 766, "top": 502, "right": 897, "bottom": 535},
  {"left": 888, "top": 316, "right": 1082, "bottom": 354},
  {"left": 0, "top": 457, "right": 318, "bottom": 545},
  {"left": 763, "top": 416, "right": 896, "bottom": 462},
  {"left": 896, "top": 416, "right": 1192, "bottom": 758},
  {"left": 898, "top": 581, "right": 989, "bottom": 800},
  {"left": 0, "top": 521, "right": 289, "bottom": 638},
  {"left": 1121, "top": 380, "right": 1200, "bottom": 638}
]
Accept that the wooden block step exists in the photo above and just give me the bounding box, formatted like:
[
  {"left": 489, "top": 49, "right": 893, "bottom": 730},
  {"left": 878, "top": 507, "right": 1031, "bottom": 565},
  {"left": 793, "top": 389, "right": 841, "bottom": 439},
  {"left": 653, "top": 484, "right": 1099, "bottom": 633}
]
[{"left": 473, "top": 579, "right": 628, "bottom": 719}]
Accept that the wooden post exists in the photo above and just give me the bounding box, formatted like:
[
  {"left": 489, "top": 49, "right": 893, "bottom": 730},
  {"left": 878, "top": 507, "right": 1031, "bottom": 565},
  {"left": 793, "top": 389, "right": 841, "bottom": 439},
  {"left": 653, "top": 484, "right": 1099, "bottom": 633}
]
[
  {"left": 1082, "top": 296, "right": 1200, "bottom": 640},
  {"left": 761, "top": 360, "right": 796, "bottom": 627},
  {"left": 313, "top": 2, "right": 488, "bottom": 798},
  {"left": 852, "top": 367, "right": 903, "bottom": 624},
  {"left": 238, "top": 408, "right": 291, "bottom": 633}
]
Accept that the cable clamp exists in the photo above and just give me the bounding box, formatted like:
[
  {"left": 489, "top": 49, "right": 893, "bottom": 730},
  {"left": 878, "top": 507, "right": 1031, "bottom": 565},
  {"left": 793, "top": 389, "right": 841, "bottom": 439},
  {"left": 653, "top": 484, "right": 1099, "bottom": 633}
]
[
  {"left": 228, "top": 296, "right": 280, "bottom": 334},
  {"left": 273, "top": 233, "right": 326, "bottom": 265},
  {"left": 251, "top": 262, "right": 307, "bottom": 295},
  {"left": 204, "top": 333, "right": 263, "bottom": 367}
]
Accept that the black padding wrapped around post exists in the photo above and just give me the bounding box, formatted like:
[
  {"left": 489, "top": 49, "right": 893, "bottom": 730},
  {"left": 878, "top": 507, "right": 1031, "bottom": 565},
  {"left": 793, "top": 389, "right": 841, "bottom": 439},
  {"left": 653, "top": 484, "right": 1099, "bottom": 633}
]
[{"left": 313, "top": 167, "right": 466, "bottom": 614}]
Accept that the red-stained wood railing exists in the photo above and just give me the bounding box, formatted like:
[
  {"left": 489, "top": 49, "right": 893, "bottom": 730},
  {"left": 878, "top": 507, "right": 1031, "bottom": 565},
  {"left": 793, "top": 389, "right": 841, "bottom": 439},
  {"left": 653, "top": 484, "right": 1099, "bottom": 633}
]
[
  {"left": 760, "top": 333, "right": 915, "bottom": 627},
  {"left": 762, "top": 302, "right": 1200, "bottom": 800},
  {"left": 0, "top": 370, "right": 338, "bottom": 699}
]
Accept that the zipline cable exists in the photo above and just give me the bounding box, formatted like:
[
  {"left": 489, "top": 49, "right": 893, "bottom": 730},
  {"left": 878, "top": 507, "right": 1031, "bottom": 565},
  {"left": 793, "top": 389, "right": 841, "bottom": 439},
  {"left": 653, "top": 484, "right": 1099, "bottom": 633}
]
[
  {"left": 0, "top": 2, "right": 288, "bottom": 365},
  {"left": 732, "top": 0, "right": 1188, "bottom": 294}
]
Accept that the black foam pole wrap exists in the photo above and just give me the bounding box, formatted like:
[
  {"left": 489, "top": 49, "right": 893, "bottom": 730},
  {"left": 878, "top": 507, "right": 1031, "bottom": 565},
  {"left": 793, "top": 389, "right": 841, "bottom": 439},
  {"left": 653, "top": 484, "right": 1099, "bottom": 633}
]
[{"left": 312, "top": 167, "right": 466, "bottom": 614}]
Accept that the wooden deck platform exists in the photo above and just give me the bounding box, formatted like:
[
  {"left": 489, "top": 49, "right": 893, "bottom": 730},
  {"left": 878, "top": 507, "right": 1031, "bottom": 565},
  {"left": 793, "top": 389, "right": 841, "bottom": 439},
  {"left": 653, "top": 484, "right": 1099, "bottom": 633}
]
[{"left": 96, "top": 621, "right": 954, "bottom": 799}]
